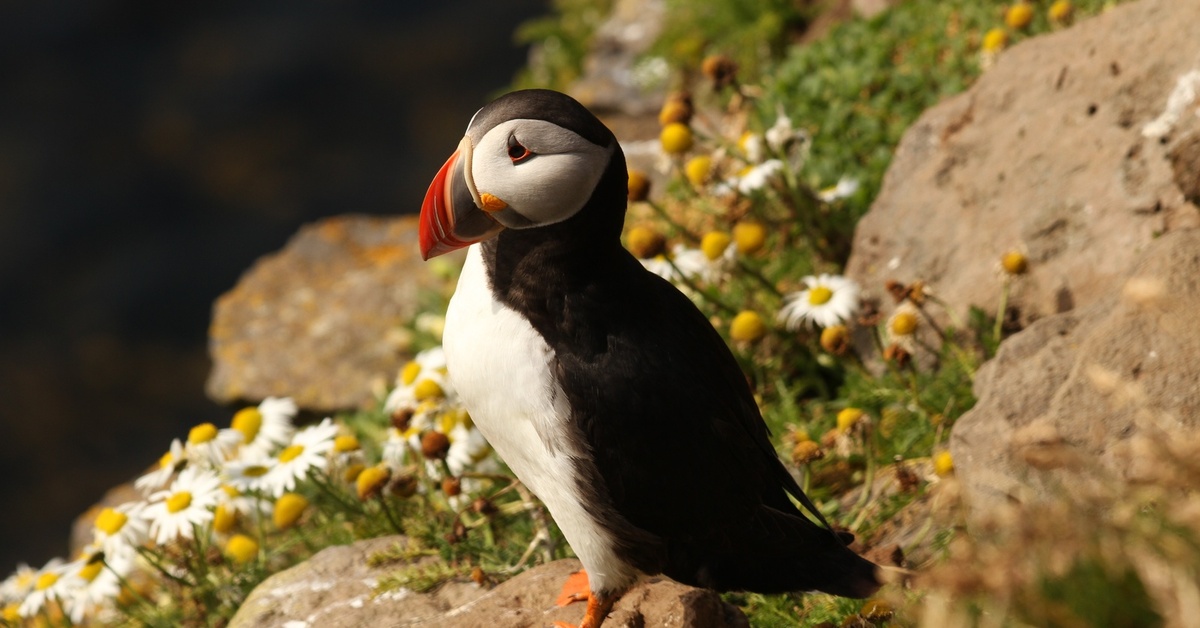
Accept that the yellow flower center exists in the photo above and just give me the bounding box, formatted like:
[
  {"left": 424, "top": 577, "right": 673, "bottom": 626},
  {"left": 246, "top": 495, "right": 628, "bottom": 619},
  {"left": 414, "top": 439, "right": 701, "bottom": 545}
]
[
  {"left": 808, "top": 285, "right": 833, "bottom": 305},
  {"left": 982, "top": 28, "right": 1008, "bottom": 53},
  {"left": 225, "top": 534, "right": 259, "bottom": 564},
  {"left": 890, "top": 311, "right": 919, "bottom": 336},
  {"left": 35, "top": 572, "right": 58, "bottom": 591},
  {"left": 278, "top": 444, "right": 304, "bottom": 464},
  {"left": 400, "top": 361, "right": 421, "bottom": 386},
  {"left": 78, "top": 561, "right": 103, "bottom": 582},
  {"left": 159, "top": 451, "right": 174, "bottom": 470},
  {"left": 188, "top": 423, "right": 218, "bottom": 445},
  {"left": 837, "top": 408, "right": 865, "bottom": 432},
  {"left": 166, "top": 491, "right": 193, "bottom": 514},
  {"left": 700, "top": 231, "right": 732, "bottom": 261},
  {"left": 334, "top": 435, "right": 360, "bottom": 453},
  {"left": 95, "top": 507, "right": 128, "bottom": 536},
  {"left": 231, "top": 408, "right": 263, "bottom": 443},
  {"left": 413, "top": 379, "right": 445, "bottom": 402},
  {"left": 4, "top": 603, "right": 20, "bottom": 621}
]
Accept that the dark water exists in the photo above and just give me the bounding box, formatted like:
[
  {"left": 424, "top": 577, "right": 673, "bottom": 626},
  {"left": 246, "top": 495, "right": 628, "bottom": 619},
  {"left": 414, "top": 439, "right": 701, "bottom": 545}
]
[{"left": 0, "top": 0, "right": 546, "bottom": 574}]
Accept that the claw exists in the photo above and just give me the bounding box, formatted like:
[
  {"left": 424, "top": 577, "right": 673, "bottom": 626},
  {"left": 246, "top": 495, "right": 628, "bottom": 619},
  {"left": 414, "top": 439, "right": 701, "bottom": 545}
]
[{"left": 555, "top": 569, "right": 591, "bottom": 607}]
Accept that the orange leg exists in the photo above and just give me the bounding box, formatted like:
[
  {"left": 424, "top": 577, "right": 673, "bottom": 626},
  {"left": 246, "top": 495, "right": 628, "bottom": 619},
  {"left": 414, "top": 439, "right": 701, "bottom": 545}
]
[{"left": 552, "top": 570, "right": 618, "bottom": 628}]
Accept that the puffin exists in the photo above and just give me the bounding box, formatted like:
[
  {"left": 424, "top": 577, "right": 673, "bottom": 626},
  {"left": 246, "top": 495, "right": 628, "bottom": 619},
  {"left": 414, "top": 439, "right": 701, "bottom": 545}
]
[{"left": 418, "top": 89, "right": 880, "bottom": 627}]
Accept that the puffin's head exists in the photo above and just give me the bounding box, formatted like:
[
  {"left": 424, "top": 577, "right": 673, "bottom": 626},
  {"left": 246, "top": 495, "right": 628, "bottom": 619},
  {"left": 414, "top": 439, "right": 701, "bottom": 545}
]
[{"left": 419, "top": 89, "right": 623, "bottom": 260}]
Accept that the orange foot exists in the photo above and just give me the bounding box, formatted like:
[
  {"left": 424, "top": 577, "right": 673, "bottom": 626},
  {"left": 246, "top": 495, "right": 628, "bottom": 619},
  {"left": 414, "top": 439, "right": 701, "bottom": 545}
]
[{"left": 552, "top": 570, "right": 617, "bottom": 628}]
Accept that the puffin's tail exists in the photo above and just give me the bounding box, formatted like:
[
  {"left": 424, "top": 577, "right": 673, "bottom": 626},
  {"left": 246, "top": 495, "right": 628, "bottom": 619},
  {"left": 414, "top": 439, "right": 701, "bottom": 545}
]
[{"left": 665, "top": 507, "right": 881, "bottom": 598}]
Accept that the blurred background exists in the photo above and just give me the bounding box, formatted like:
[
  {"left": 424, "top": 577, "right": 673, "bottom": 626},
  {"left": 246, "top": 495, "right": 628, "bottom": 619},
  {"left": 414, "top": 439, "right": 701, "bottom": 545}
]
[{"left": 0, "top": 0, "right": 546, "bottom": 575}]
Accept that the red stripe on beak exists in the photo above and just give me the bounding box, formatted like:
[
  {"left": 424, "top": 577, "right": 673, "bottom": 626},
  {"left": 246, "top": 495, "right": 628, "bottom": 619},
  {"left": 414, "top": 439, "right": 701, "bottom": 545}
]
[{"left": 419, "top": 150, "right": 471, "bottom": 260}]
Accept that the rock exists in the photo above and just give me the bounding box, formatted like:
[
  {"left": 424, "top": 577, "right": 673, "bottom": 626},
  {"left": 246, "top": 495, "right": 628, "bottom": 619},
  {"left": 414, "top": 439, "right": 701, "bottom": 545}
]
[
  {"left": 569, "top": 0, "right": 667, "bottom": 121},
  {"left": 230, "top": 537, "right": 748, "bottom": 628},
  {"left": 845, "top": 0, "right": 1200, "bottom": 334},
  {"left": 207, "top": 215, "right": 447, "bottom": 411},
  {"left": 951, "top": 229, "right": 1200, "bottom": 514},
  {"left": 229, "top": 535, "right": 482, "bottom": 628}
]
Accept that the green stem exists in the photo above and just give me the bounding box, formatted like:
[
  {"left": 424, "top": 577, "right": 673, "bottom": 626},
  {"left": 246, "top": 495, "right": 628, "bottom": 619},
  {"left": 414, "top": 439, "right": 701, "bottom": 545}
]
[
  {"left": 376, "top": 497, "right": 406, "bottom": 535},
  {"left": 993, "top": 278, "right": 1011, "bottom": 350},
  {"left": 136, "top": 546, "right": 195, "bottom": 588}
]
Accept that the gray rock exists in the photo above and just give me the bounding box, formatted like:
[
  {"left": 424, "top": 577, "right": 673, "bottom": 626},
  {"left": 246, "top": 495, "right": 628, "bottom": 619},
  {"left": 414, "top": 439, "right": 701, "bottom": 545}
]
[
  {"left": 951, "top": 229, "right": 1200, "bottom": 514},
  {"left": 206, "top": 215, "right": 449, "bottom": 411},
  {"left": 846, "top": 0, "right": 1200, "bottom": 334},
  {"left": 230, "top": 536, "right": 749, "bottom": 628}
]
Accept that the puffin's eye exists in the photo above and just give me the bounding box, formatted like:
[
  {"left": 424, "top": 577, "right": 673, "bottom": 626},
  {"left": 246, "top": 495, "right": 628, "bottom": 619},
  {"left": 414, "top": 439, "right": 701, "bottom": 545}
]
[{"left": 507, "top": 135, "right": 533, "bottom": 163}]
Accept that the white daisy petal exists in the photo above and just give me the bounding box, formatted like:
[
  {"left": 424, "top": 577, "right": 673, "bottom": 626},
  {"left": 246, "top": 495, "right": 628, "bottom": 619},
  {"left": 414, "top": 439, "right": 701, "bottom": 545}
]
[{"left": 778, "top": 274, "right": 861, "bottom": 330}]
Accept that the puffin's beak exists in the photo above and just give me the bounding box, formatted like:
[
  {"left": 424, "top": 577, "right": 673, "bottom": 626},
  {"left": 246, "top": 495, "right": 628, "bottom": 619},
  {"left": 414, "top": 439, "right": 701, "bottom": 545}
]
[{"left": 419, "top": 137, "right": 505, "bottom": 260}]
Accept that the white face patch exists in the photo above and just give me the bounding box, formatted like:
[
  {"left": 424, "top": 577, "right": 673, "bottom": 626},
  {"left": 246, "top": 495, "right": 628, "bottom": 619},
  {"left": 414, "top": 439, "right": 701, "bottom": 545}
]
[{"left": 469, "top": 119, "right": 613, "bottom": 227}]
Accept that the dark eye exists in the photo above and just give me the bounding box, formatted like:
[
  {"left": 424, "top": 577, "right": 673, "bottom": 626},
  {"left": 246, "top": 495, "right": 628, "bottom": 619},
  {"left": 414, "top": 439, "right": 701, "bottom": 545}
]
[{"left": 507, "top": 135, "right": 533, "bottom": 163}]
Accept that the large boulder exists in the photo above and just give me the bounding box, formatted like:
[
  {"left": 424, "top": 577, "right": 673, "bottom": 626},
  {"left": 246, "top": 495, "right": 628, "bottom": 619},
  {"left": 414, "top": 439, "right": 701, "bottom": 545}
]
[
  {"left": 845, "top": 0, "right": 1200, "bottom": 329},
  {"left": 951, "top": 229, "right": 1200, "bottom": 513},
  {"left": 206, "top": 215, "right": 444, "bottom": 411},
  {"left": 230, "top": 536, "right": 748, "bottom": 627}
]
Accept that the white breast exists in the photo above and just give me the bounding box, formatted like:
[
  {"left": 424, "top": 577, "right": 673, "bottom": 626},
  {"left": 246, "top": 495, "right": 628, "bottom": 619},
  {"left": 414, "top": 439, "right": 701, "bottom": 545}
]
[{"left": 443, "top": 244, "right": 638, "bottom": 592}]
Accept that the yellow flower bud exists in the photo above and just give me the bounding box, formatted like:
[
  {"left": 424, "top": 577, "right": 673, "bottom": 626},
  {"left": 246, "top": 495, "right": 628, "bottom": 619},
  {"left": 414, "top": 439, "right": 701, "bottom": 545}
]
[
  {"left": 982, "top": 28, "right": 1008, "bottom": 53},
  {"left": 934, "top": 451, "right": 955, "bottom": 476},
  {"left": 274, "top": 493, "right": 309, "bottom": 529},
  {"left": 729, "top": 311, "right": 766, "bottom": 343},
  {"left": 213, "top": 503, "right": 237, "bottom": 535},
  {"left": 837, "top": 408, "right": 865, "bottom": 432},
  {"left": 225, "top": 534, "right": 259, "bottom": 564},
  {"left": 1001, "top": 250, "right": 1028, "bottom": 275},
  {"left": 413, "top": 379, "right": 445, "bottom": 402},
  {"left": 684, "top": 155, "right": 712, "bottom": 186},
  {"left": 660, "top": 123, "right": 693, "bottom": 155},
  {"left": 334, "top": 434, "right": 361, "bottom": 453},
  {"left": 356, "top": 465, "right": 391, "bottom": 501},
  {"left": 1005, "top": 2, "right": 1033, "bottom": 29},
  {"left": 700, "top": 231, "right": 731, "bottom": 261},
  {"left": 1048, "top": 0, "right": 1073, "bottom": 24},
  {"left": 819, "top": 325, "right": 851, "bottom": 355},
  {"left": 732, "top": 221, "right": 767, "bottom": 255},
  {"left": 628, "top": 170, "right": 650, "bottom": 202},
  {"left": 626, "top": 225, "right": 667, "bottom": 259}
]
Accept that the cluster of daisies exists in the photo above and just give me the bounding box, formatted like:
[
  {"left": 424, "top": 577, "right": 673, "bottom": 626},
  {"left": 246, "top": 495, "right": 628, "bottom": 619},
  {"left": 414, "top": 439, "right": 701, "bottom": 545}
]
[{"left": 1, "top": 351, "right": 496, "bottom": 625}]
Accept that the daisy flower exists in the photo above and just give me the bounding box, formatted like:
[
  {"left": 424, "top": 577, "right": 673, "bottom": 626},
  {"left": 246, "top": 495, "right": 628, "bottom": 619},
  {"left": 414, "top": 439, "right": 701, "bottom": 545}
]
[
  {"left": 134, "top": 438, "right": 185, "bottom": 495},
  {"left": 233, "top": 397, "right": 297, "bottom": 457},
  {"left": 92, "top": 501, "right": 149, "bottom": 556},
  {"left": 384, "top": 348, "right": 454, "bottom": 416},
  {"left": 262, "top": 418, "right": 339, "bottom": 497},
  {"left": 887, "top": 302, "right": 920, "bottom": 352},
  {"left": 818, "top": 176, "right": 860, "bottom": 202},
  {"left": 63, "top": 546, "right": 130, "bottom": 625},
  {"left": 19, "top": 558, "right": 80, "bottom": 618},
  {"left": 142, "top": 465, "right": 222, "bottom": 545},
  {"left": 222, "top": 449, "right": 277, "bottom": 494},
  {"left": 778, "top": 274, "right": 861, "bottom": 330},
  {"left": 715, "top": 160, "right": 785, "bottom": 195},
  {"left": 1, "top": 563, "right": 36, "bottom": 606},
  {"left": 184, "top": 422, "right": 243, "bottom": 468}
]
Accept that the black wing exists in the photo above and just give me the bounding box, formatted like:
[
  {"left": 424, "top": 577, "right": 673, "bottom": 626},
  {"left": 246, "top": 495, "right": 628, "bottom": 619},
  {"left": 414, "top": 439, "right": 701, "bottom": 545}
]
[{"left": 549, "top": 251, "right": 878, "bottom": 596}]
